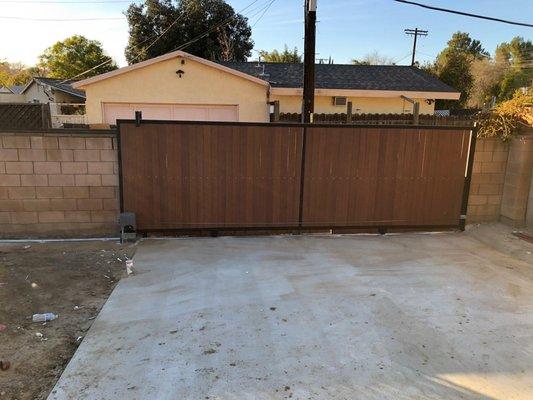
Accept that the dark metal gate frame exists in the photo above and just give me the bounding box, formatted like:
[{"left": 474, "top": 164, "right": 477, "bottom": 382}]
[{"left": 117, "top": 119, "right": 477, "bottom": 234}]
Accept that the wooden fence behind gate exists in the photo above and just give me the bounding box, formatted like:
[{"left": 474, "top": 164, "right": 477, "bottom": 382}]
[
  {"left": 118, "top": 121, "right": 475, "bottom": 232},
  {"left": 0, "top": 103, "right": 51, "bottom": 130}
]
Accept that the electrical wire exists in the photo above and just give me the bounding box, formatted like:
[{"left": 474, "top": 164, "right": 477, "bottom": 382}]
[
  {"left": 393, "top": 52, "right": 412, "bottom": 64},
  {"left": 59, "top": 12, "right": 185, "bottom": 83},
  {"left": 251, "top": 0, "right": 276, "bottom": 28},
  {"left": 169, "top": 0, "right": 266, "bottom": 53},
  {"left": 394, "top": 0, "right": 533, "bottom": 28},
  {"left": 0, "top": 15, "right": 124, "bottom": 21},
  {"left": 60, "top": 0, "right": 265, "bottom": 82},
  {"left": 0, "top": 0, "right": 130, "bottom": 2}
]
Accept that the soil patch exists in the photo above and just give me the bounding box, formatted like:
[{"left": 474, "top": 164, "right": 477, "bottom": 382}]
[{"left": 0, "top": 240, "right": 136, "bottom": 400}]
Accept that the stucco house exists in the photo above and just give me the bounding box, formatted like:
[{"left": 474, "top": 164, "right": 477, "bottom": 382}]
[
  {"left": 72, "top": 50, "right": 460, "bottom": 126},
  {"left": 0, "top": 85, "right": 25, "bottom": 103},
  {"left": 0, "top": 78, "right": 85, "bottom": 104},
  {"left": 20, "top": 77, "right": 86, "bottom": 104}
]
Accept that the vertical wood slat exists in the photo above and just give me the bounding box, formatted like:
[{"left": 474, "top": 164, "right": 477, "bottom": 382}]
[
  {"left": 301, "top": 126, "right": 470, "bottom": 227},
  {"left": 120, "top": 122, "right": 303, "bottom": 230},
  {"left": 119, "top": 122, "right": 471, "bottom": 231}
]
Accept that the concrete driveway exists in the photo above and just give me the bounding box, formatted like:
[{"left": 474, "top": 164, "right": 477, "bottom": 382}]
[{"left": 49, "top": 225, "right": 533, "bottom": 400}]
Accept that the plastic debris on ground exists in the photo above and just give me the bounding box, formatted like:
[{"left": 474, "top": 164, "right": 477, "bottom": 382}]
[
  {"left": 32, "top": 313, "right": 58, "bottom": 323},
  {"left": 126, "top": 259, "right": 134, "bottom": 275}
]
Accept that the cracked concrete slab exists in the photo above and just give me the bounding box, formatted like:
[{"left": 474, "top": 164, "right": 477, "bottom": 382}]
[{"left": 48, "top": 225, "right": 533, "bottom": 399}]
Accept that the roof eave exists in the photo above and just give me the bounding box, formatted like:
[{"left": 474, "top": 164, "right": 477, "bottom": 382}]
[
  {"left": 23, "top": 78, "right": 86, "bottom": 100},
  {"left": 271, "top": 87, "right": 461, "bottom": 100}
]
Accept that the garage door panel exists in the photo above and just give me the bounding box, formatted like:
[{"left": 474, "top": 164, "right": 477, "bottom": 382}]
[
  {"left": 138, "top": 105, "right": 172, "bottom": 120},
  {"left": 103, "top": 104, "right": 132, "bottom": 125},
  {"left": 207, "top": 107, "right": 238, "bottom": 122},
  {"left": 171, "top": 106, "right": 208, "bottom": 121}
]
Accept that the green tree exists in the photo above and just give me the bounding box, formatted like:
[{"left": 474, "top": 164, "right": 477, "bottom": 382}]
[
  {"left": 125, "top": 0, "right": 253, "bottom": 64},
  {"left": 468, "top": 58, "right": 507, "bottom": 108},
  {"left": 493, "top": 37, "right": 533, "bottom": 101},
  {"left": 259, "top": 45, "right": 301, "bottom": 63},
  {"left": 38, "top": 35, "right": 117, "bottom": 80},
  {"left": 468, "top": 37, "right": 532, "bottom": 107},
  {"left": 430, "top": 32, "right": 488, "bottom": 109},
  {"left": 434, "top": 51, "right": 473, "bottom": 109},
  {"left": 444, "top": 32, "right": 489, "bottom": 60},
  {"left": 0, "top": 61, "right": 38, "bottom": 87}
]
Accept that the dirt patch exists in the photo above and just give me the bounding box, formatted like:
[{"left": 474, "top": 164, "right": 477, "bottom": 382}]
[{"left": 0, "top": 240, "right": 136, "bottom": 400}]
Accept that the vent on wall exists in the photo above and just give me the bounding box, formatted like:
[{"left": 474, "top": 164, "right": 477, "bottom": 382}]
[{"left": 333, "top": 96, "right": 347, "bottom": 106}]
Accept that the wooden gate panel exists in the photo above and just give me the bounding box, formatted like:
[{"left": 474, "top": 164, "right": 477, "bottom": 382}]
[
  {"left": 120, "top": 122, "right": 303, "bottom": 230},
  {"left": 301, "top": 127, "right": 470, "bottom": 227}
]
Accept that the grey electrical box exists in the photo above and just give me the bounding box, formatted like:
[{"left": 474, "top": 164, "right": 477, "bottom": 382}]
[{"left": 119, "top": 212, "right": 137, "bottom": 242}]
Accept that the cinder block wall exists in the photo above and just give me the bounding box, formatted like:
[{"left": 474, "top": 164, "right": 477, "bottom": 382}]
[
  {"left": 0, "top": 131, "right": 119, "bottom": 237},
  {"left": 0, "top": 130, "right": 527, "bottom": 237},
  {"left": 467, "top": 138, "right": 509, "bottom": 224},
  {"left": 500, "top": 134, "right": 533, "bottom": 226}
]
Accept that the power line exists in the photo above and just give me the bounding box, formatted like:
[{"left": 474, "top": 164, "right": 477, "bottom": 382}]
[
  {"left": 62, "top": 0, "right": 265, "bottom": 82},
  {"left": 394, "top": 0, "right": 533, "bottom": 28},
  {"left": 251, "top": 0, "right": 276, "bottom": 28},
  {"left": 60, "top": 10, "right": 185, "bottom": 83},
  {"left": 0, "top": 15, "right": 124, "bottom": 21},
  {"left": 0, "top": 0, "right": 130, "bottom": 2},
  {"left": 170, "top": 0, "right": 265, "bottom": 53},
  {"left": 393, "top": 52, "right": 412, "bottom": 64},
  {"left": 404, "top": 27, "right": 428, "bottom": 66}
]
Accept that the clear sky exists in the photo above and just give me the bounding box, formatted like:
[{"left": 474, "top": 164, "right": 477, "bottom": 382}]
[{"left": 0, "top": 0, "right": 531, "bottom": 68}]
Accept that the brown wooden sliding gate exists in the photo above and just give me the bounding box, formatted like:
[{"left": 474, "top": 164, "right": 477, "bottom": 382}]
[{"left": 118, "top": 120, "right": 475, "bottom": 232}]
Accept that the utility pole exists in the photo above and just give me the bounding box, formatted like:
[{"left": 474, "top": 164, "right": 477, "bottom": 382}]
[
  {"left": 404, "top": 28, "right": 428, "bottom": 66},
  {"left": 302, "top": 0, "right": 317, "bottom": 123}
]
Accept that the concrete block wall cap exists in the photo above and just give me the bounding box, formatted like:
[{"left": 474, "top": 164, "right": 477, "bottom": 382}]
[{"left": 0, "top": 129, "right": 117, "bottom": 137}]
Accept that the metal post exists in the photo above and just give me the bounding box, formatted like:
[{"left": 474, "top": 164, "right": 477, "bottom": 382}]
[
  {"left": 272, "top": 100, "right": 280, "bottom": 122},
  {"left": 346, "top": 101, "right": 353, "bottom": 124},
  {"left": 302, "top": 0, "right": 317, "bottom": 123},
  {"left": 298, "top": 126, "right": 308, "bottom": 230},
  {"left": 413, "top": 102, "right": 420, "bottom": 125},
  {"left": 459, "top": 123, "right": 478, "bottom": 231}
]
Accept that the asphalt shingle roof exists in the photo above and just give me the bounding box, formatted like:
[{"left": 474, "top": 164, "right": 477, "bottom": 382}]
[
  {"left": 218, "top": 62, "right": 458, "bottom": 93},
  {"left": 30, "top": 78, "right": 86, "bottom": 99},
  {"left": 9, "top": 85, "right": 24, "bottom": 94}
]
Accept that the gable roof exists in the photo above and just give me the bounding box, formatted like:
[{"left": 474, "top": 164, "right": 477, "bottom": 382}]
[
  {"left": 71, "top": 50, "right": 458, "bottom": 97},
  {"left": 22, "top": 77, "right": 86, "bottom": 100},
  {"left": 72, "top": 50, "right": 269, "bottom": 89},
  {"left": 9, "top": 85, "right": 24, "bottom": 94},
  {"left": 218, "top": 62, "right": 458, "bottom": 93}
]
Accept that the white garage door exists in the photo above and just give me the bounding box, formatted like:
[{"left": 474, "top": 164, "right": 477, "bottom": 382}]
[{"left": 103, "top": 103, "right": 238, "bottom": 125}]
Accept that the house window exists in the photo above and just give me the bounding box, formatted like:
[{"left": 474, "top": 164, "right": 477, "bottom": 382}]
[{"left": 332, "top": 97, "right": 347, "bottom": 106}]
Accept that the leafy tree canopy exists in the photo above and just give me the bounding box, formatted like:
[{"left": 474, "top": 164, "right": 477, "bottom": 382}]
[
  {"left": 259, "top": 45, "right": 301, "bottom": 63},
  {"left": 468, "top": 37, "right": 532, "bottom": 107},
  {"left": 439, "top": 32, "right": 489, "bottom": 62},
  {"left": 38, "top": 35, "right": 117, "bottom": 80},
  {"left": 125, "top": 0, "right": 254, "bottom": 64},
  {"left": 476, "top": 89, "right": 533, "bottom": 141},
  {"left": 0, "top": 61, "right": 38, "bottom": 87},
  {"left": 430, "top": 32, "right": 488, "bottom": 109},
  {"left": 495, "top": 36, "right": 533, "bottom": 66}
]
